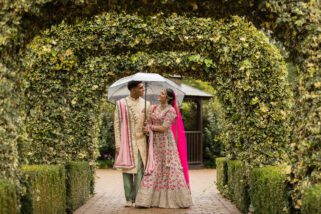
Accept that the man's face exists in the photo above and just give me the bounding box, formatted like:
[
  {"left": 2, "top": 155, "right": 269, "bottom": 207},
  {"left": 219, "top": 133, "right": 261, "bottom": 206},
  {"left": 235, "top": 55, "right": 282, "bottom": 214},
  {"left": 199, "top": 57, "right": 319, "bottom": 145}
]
[{"left": 132, "top": 83, "right": 145, "bottom": 97}]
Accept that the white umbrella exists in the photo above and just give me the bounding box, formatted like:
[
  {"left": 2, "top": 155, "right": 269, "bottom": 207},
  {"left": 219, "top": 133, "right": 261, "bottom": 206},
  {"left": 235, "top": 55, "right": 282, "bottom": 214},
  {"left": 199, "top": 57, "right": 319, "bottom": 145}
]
[{"left": 107, "top": 72, "right": 185, "bottom": 105}]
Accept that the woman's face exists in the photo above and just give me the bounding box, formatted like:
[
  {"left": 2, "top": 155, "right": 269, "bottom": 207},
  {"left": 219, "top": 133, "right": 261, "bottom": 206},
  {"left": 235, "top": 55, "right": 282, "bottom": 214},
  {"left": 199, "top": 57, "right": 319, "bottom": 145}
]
[{"left": 158, "top": 89, "right": 168, "bottom": 104}]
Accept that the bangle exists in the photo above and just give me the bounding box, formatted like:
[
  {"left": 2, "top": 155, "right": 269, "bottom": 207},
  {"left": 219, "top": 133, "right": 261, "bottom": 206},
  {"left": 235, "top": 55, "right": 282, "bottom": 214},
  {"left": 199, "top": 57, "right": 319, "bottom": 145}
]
[{"left": 151, "top": 125, "right": 156, "bottom": 131}]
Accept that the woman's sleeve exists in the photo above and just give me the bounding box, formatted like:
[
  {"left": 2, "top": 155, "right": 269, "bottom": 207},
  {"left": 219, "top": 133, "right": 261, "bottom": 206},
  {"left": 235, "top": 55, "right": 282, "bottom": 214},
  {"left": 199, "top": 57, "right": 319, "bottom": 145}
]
[{"left": 162, "top": 107, "right": 177, "bottom": 128}]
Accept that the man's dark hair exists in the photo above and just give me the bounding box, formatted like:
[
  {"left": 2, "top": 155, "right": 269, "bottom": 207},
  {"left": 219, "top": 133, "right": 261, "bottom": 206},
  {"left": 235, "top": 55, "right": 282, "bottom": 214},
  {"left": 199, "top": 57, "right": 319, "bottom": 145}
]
[{"left": 127, "top": 80, "right": 142, "bottom": 91}]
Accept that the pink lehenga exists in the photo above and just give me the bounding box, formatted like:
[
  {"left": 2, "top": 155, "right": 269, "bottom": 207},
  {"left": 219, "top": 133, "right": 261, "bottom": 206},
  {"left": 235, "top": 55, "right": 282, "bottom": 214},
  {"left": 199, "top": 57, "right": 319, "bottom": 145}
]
[{"left": 135, "top": 103, "right": 193, "bottom": 208}]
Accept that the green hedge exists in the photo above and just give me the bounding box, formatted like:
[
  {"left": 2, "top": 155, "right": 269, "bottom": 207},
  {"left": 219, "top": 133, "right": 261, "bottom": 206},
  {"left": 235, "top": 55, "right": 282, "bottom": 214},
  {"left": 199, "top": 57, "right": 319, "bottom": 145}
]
[
  {"left": 216, "top": 157, "right": 228, "bottom": 195},
  {"left": 302, "top": 184, "right": 321, "bottom": 214},
  {"left": 97, "top": 160, "right": 114, "bottom": 169},
  {"left": 21, "top": 165, "right": 66, "bottom": 214},
  {"left": 227, "top": 160, "right": 250, "bottom": 213},
  {"left": 249, "top": 166, "right": 290, "bottom": 214},
  {"left": 66, "top": 162, "right": 92, "bottom": 213},
  {"left": 0, "top": 180, "right": 19, "bottom": 214}
]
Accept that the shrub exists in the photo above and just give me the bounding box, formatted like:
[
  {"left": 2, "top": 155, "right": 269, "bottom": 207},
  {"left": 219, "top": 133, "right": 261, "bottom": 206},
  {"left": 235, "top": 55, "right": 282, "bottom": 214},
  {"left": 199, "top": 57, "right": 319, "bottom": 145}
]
[
  {"left": 97, "top": 160, "right": 114, "bottom": 169},
  {"left": 249, "top": 166, "right": 290, "bottom": 214},
  {"left": 227, "top": 160, "right": 250, "bottom": 213},
  {"left": 0, "top": 180, "right": 19, "bottom": 214},
  {"left": 66, "top": 161, "right": 92, "bottom": 213},
  {"left": 216, "top": 157, "right": 228, "bottom": 196},
  {"left": 21, "top": 165, "right": 66, "bottom": 214},
  {"left": 301, "top": 184, "right": 321, "bottom": 214}
]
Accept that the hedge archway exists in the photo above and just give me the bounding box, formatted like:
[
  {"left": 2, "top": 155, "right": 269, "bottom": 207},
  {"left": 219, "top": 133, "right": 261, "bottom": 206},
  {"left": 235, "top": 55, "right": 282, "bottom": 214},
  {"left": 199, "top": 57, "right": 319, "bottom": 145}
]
[
  {"left": 1, "top": 1, "right": 319, "bottom": 210},
  {"left": 22, "top": 13, "right": 292, "bottom": 171}
]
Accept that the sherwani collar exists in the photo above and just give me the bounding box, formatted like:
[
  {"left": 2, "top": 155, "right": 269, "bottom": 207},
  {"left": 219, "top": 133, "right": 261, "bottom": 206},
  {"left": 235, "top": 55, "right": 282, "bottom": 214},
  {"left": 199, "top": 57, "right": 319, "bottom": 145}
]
[
  {"left": 128, "top": 96, "right": 140, "bottom": 102},
  {"left": 126, "top": 96, "right": 143, "bottom": 123}
]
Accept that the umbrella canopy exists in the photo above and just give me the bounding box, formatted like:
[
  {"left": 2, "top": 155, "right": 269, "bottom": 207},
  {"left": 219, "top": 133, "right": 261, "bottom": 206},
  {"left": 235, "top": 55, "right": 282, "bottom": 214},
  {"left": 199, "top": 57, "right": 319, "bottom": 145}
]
[{"left": 108, "top": 72, "right": 185, "bottom": 105}]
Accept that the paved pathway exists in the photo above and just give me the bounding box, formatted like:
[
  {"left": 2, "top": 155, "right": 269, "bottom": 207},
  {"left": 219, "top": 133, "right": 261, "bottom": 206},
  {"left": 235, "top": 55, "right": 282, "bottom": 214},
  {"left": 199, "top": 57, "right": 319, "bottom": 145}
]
[{"left": 74, "top": 169, "right": 241, "bottom": 214}]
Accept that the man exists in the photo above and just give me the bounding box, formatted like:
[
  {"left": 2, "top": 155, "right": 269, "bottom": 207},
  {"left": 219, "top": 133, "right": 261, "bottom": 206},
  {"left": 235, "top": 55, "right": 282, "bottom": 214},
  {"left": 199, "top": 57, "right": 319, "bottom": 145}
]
[{"left": 114, "top": 80, "right": 149, "bottom": 207}]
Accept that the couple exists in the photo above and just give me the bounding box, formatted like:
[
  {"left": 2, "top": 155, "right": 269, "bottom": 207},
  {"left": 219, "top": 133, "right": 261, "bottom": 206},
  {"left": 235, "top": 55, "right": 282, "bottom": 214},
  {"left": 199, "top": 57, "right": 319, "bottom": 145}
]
[{"left": 113, "top": 80, "right": 193, "bottom": 209}]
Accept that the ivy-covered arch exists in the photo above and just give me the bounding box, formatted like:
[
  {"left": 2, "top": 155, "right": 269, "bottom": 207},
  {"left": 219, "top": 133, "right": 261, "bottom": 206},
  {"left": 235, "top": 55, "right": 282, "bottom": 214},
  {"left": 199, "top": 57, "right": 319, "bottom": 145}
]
[
  {"left": 0, "top": 1, "right": 319, "bottom": 210},
  {"left": 22, "top": 13, "right": 292, "bottom": 171}
]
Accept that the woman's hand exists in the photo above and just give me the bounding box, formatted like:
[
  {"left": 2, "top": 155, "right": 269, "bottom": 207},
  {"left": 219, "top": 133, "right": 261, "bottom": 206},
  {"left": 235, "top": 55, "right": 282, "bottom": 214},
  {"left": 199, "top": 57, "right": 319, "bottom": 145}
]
[{"left": 143, "top": 122, "right": 150, "bottom": 134}]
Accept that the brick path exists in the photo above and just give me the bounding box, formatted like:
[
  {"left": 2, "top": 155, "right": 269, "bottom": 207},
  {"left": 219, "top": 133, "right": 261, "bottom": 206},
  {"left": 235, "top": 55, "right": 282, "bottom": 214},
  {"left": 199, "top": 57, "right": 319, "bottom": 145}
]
[{"left": 74, "top": 169, "right": 241, "bottom": 214}]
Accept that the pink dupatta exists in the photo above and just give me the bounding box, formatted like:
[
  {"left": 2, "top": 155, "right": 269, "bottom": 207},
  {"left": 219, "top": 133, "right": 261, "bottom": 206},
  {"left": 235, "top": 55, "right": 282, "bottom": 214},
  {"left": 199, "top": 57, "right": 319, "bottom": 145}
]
[
  {"left": 114, "top": 99, "right": 134, "bottom": 169},
  {"left": 144, "top": 129, "right": 154, "bottom": 175},
  {"left": 171, "top": 96, "right": 190, "bottom": 187}
]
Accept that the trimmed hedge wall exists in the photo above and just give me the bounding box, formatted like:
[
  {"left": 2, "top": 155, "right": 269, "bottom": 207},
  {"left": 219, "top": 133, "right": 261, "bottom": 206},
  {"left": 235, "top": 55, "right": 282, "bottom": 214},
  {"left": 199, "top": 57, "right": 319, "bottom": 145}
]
[
  {"left": 0, "top": 180, "right": 19, "bottom": 214},
  {"left": 249, "top": 166, "right": 290, "bottom": 214},
  {"left": 226, "top": 160, "right": 250, "bottom": 213},
  {"left": 66, "top": 161, "right": 92, "bottom": 213},
  {"left": 302, "top": 184, "right": 321, "bottom": 214},
  {"left": 21, "top": 165, "right": 66, "bottom": 214},
  {"left": 216, "top": 157, "right": 228, "bottom": 195}
]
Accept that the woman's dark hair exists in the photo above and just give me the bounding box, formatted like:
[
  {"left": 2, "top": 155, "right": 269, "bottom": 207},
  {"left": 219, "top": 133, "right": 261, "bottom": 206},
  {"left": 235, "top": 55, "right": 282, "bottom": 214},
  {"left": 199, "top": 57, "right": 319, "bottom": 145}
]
[{"left": 166, "top": 88, "right": 175, "bottom": 106}]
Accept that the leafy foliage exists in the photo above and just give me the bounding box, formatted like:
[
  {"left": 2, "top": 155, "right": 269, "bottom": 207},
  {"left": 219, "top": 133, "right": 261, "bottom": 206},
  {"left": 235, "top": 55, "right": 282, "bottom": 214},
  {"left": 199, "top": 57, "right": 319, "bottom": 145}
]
[
  {"left": 227, "top": 160, "right": 250, "bottom": 213},
  {"left": 181, "top": 101, "right": 198, "bottom": 131},
  {"left": 21, "top": 165, "right": 66, "bottom": 214},
  {"left": 302, "top": 184, "right": 321, "bottom": 214},
  {"left": 0, "top": 63, "right": 20, "bottom": 181},
  {"left": 0, "top": 180, "right": 19, "bottom": 214},
  {"left": 180, "top": 78, "right": 224, "bottom": 167},
  {"left": 97, "top": 99, "right": 116, "bottom": 163},
  {"left": 66, "top": 162, "right": 92, "bottom": 213},
  {"left": 249, "top": 166, "right": 291, "bottom": 214},
  {"left": 216, "top": 157, "right": 228, "bottom": 196},
  {"left": 0, "top": 0, "right": 319, "bottom": 209},
  {"left": 21, "top": 13, "right": 292, "bottom": 172},
  {"left": 0, "top": 62, "right": 23, "bottom": 209},
  {"left": 203, "top": 97, "right": 225, "bottom": 167}
]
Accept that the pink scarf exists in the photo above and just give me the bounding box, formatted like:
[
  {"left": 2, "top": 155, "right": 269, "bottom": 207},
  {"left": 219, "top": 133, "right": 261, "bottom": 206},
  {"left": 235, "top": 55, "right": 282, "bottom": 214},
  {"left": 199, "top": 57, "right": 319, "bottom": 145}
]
[
  {"left": 171, "top": 98, "right": 190, "bottom": 187},
  {"left": 144, "top": 129, "right": 154, "bottom": 175},
  {"left": 114, "top": 99, "right": 134, "bottom": 169}
]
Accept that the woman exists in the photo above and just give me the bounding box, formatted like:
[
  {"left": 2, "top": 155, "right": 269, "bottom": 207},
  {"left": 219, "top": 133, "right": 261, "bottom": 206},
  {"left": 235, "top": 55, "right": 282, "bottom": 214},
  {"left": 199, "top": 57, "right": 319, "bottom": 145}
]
[{"left": 135, "top": 88, "right": 193, "bottom": 208}]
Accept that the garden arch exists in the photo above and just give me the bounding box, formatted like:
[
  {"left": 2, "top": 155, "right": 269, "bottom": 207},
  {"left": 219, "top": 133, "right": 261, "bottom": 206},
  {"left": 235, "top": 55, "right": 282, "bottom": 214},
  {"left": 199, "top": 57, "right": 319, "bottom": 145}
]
[
  {"left": 22, "top": 12, "right": 291, "bottom": 171},
  {"left": 1, "top": 1, "right": 319, "bottom": 211}
]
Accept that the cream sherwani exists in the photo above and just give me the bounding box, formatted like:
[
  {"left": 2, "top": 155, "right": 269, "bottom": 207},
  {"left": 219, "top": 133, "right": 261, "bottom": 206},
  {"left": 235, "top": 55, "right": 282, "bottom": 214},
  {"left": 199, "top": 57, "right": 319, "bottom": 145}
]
[{"left": 114, "top": 96, "right": 149, "bottom": 174}]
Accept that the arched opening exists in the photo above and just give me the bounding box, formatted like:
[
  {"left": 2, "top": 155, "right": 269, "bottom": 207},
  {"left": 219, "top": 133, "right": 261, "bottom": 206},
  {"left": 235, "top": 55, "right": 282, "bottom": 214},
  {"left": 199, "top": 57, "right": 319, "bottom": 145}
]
[
  {"left": 19, "top": 12, "right": 292, "bottom": 213},
  {"left": 1, "top": 1, "right": 319, "bottom": 213},
  {"left": 22, "top": 12, "right": 291, "bottom": 167}
]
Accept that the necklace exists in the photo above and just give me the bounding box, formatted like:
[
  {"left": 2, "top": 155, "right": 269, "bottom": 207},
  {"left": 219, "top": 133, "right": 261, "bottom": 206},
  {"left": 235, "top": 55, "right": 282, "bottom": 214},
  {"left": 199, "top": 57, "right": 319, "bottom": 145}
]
[{"left": 160, "top": 103, "right": 169, "bottom": 110}]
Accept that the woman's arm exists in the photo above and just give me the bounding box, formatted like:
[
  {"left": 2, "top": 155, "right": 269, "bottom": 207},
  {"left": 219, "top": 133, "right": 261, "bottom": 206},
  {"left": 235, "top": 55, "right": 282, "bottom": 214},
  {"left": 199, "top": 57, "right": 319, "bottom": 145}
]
[
  {"left": 150, "top": 125, "right": 169, "bottom": 133},
  {"left": 143, "top": 105, "right": 154, "bottom": 134},
  {"left": 151, "top": 107, "right": 177, "bottom": 133}
]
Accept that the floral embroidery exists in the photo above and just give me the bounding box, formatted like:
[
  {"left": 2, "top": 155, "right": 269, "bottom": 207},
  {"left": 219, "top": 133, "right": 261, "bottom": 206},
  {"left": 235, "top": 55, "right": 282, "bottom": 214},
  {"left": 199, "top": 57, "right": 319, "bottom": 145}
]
[{"left": 135, "top": 105, "right": 192, "bottom": 208}]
